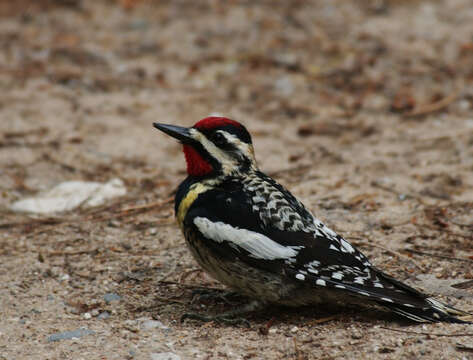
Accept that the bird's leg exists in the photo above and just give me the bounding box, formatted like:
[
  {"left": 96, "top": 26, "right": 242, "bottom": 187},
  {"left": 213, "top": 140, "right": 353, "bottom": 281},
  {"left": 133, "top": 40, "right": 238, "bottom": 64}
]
[
  {"left": 181, "top": 299, "right": 263, "bottom": 326},
  {"left": 191, "top": 288, "right": 242, "bottom": 305}
]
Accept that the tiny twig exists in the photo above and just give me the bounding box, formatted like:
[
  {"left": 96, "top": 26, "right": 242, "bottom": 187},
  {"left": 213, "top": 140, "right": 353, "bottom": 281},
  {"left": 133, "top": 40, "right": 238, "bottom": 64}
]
[
  {"left": 405, "top": 92, "right": 458, "bottom": 117},
  {"left": 370, "top": 181, "right": 427, "bottom": 205},
  {"left": 157, "top": 280, "right": 224, "bottom": 292},
  {"left": 380, "top": 326, "right": 473, "bottom": 337},
  {"left": 349, "top": 238, "right": 424, "bottom": 271},
  {"left": 293, "top": 337, "right": 301, "bottom": 360},
  {"left": 179, "top": 268, "right": 204, "bottom": 284},
  {"left": 154, "top": 295, "right": 187, "bottom": 305},
  {"left": 4, "top": 127, "right": 48, "bottom": 138},
  {"left": 259, "top": 317, "right": 275, "bottom": 335},
  {"left": 403, "top": 249, "right": 473, "bottom": 263},
  {"left": 452, "top": 280, "right": 473, "bottom": 289},
  {"left": 456, "top": 343, "right": 473, "bottom": 352},
  {"left": 85, "top": 197, "right": 173, "bottom": 222},
  {"left": 268, "top": 164, "right": 312, "bottom": 178},
  {"left": 119, "top": 197, "right": 174, "bottom": 213},
  {"left": 422, "top": 224, "right": 472, "bottom": 240},
  {"left": 451, "top": 221, "right": 472, "bottom": 229},
  {"left": 307, "top": 314, "right": 339, "bottom": 325},
  {"left": 47, "top": 249, "right": 99, "bottom": 257},
  {"left": 159, "top": 262, "right": 178, "bottom": 282},
  {"left": 42, "top": 153, "right": 97, "bottom": 177},
  {"left": 2, "top": 197, "right": 175, "bottom": 237},
  {"left": 0, "top": 217, "right": 64, "bottom": 229}
]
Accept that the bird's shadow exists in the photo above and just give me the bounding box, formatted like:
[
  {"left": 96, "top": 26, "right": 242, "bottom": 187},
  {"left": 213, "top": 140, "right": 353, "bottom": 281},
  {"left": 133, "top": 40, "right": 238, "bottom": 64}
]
[{"left": 158, "top": 286, "right": 415, "bottom": 327}]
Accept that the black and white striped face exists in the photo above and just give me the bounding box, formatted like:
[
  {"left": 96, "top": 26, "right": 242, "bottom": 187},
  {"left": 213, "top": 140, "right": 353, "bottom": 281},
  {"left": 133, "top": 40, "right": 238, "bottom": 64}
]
[
  {"left": 154, "top": 117, "right": 257, "bottom": 177},
  {"left": 188, "top": 125, "right": 256, "bottom": 175}
]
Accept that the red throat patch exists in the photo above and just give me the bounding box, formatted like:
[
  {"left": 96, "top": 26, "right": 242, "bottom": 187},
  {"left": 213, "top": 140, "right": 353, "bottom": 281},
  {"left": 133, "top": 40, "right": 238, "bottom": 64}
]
[{"left": 183, "top": 144, "right": 213, "bottom": 176}]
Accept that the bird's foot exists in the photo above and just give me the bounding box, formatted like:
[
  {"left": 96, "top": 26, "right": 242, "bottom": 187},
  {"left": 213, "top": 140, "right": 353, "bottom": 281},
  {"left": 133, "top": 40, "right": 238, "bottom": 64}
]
[
  {"left": 191, "top": 288, "right": 241, "bottom": 305},
  {"left": 181, "top": 300, "right": 262, "bottom": 327}
]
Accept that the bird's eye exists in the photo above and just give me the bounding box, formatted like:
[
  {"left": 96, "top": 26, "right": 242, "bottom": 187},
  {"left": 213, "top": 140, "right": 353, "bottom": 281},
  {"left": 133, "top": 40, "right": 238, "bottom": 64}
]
[{"left": 212, "top": 132, "right": 226, "bottom": 146}]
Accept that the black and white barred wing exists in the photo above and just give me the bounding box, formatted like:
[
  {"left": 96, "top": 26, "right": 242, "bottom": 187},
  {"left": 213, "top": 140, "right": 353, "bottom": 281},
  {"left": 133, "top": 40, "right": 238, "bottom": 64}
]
[
  {"left": 189, "top": 184, "right": 405, "bottom": 300},
  {"left": 188, "top": 183, "right": 469, "bottom": 323}
]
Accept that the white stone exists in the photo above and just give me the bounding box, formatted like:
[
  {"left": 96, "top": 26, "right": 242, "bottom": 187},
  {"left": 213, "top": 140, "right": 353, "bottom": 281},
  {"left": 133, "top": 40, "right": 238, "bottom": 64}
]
[{"left": 10, "top": 178, "right": 127, "bottom": 214}]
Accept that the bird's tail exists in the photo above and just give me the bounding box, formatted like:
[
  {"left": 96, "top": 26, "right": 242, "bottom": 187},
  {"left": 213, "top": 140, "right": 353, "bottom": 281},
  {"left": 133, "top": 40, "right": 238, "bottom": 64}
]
[{"left": 385, "top": 297, "right": 472, "bottom": 323}]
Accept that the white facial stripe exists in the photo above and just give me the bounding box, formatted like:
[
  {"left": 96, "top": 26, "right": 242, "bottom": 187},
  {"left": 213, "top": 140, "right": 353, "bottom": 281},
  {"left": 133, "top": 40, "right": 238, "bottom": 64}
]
[
  {"left": 193, "top": 217, "right": 300, "bottom": 260},
  {"left": 189, "top": 129, "right": 256, "bottom": 175},
  {"left": 190, "top": 129, "right": 235, "bottom": 173},
  {"left": 218, "top": 131, "right": 256, "bottom": 164}
]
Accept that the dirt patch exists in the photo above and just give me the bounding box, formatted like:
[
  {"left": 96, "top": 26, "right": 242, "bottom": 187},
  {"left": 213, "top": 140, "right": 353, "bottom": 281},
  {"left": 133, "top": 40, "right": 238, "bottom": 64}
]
[{"left": 1, "top": 1, "right": 472, "bottom": 359}]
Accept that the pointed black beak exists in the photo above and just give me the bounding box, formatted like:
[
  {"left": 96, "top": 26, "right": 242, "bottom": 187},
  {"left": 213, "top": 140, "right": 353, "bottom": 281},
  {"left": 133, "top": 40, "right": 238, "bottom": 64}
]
[{"left": 153, "top": 123, "right": 193, "bottom": 143}]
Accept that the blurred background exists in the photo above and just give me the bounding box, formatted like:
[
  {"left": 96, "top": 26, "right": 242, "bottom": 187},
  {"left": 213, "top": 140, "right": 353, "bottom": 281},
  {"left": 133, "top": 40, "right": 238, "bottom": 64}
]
[
  {"left": 0, "top": 1, "right": 472, "bottom": 358},
  {"left": 1, "top": 0, "right": 472, "bottom": 192}
]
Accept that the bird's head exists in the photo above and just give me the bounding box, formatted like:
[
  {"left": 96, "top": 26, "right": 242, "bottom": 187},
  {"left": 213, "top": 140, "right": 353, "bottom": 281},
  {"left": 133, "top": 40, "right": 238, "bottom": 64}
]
[{"left": 154, "top": 117, "right": 257, "bottom": 177}]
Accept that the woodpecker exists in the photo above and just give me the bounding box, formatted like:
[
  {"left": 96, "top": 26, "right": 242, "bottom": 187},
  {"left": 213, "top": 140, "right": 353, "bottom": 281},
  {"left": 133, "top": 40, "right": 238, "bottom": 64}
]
[{"left": 154, "top": 116, "right": 470, "bottom": 323}]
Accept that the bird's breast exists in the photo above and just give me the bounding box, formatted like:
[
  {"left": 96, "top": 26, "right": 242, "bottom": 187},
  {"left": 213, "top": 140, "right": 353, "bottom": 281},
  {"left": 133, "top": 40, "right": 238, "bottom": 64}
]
[{"left": 176, "top": 182, "right": 212, "bottom": 228}]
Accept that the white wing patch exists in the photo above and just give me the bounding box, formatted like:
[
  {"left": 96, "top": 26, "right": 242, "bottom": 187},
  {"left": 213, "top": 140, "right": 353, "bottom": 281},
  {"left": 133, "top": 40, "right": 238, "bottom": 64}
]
[
  {"left": 340, "top": 238, "right": 355, "bottom": 254},
  {"left": 193, "top": 217, "right": 301, "bottom": 260},
  {"left": 329, "top": 244, "right": 339, "bottom": 252}
]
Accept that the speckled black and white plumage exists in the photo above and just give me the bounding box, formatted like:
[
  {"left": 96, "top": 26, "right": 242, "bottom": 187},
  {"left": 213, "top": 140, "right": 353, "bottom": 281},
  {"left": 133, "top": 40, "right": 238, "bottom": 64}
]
[{"left": 155, "top": 117, "right": 470, "bottom": 323}]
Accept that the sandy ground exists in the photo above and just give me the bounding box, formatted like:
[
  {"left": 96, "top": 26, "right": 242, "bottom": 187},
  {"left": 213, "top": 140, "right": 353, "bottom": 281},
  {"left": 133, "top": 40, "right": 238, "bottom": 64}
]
[{"left": 1, "top": 0, "right": 473, "bottom": 359}]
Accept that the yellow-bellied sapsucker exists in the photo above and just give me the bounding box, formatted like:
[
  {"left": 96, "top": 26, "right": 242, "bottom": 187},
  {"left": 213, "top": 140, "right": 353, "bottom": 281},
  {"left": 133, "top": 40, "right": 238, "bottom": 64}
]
[{"left": 154, "top": 116, "right": 470, "bottom": 323}]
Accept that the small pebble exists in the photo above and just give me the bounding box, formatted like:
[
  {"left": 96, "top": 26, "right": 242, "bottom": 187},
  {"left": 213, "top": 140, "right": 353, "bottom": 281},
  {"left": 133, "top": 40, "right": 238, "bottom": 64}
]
[
  {"left": 141, "top": 320, "right": 169, "bottom": 330},
  {"left": 97, "top": 311, "right": 110, "bottom": 320},
  {"left": 150, "top": 352, "right": 180, "bottom": 360},
  {"left": 127, "top": 19, "right": 148, "bottom": 30},
  {"left": 108, "top": 220, "right": 121, "bottom": 228},
  {"left": 83, "top": 312, "right": 92, "bottom": 320},
  {"left": 458, "top": 100, "right": 470, "bottom": 111},
  {"left": 379, "top": 347, "right": 395, "bottom": 354},
  {"left": 351, "top": 331, "right": 363, "bottom": 339},
  {"left": 104, "top": 293, "right": 121, "bottom": 303},
  {"left": 274, "top": 77, "right": 294, "bottom": 96},
  {"left": 290, "top": 326, "right": 298, "bottom": 333},
  {"left": 48, "top": 328, "right": 95, "bottom": 342}
]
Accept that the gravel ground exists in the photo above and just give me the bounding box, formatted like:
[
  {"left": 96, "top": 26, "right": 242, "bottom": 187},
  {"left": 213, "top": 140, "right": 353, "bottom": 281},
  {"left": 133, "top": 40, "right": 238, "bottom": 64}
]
[{"left": 0, "top": 1, "right": 472, "bottom": 359}]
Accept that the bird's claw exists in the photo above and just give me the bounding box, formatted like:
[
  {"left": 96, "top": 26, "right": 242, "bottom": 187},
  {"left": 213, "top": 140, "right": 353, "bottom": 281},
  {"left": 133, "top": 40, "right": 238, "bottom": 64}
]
[
  {"left": 181, "top": 312, "right": 251, "bottom": 327},
  {"left": 190, "top": 289, "right": 240, "bottom": 305}
]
